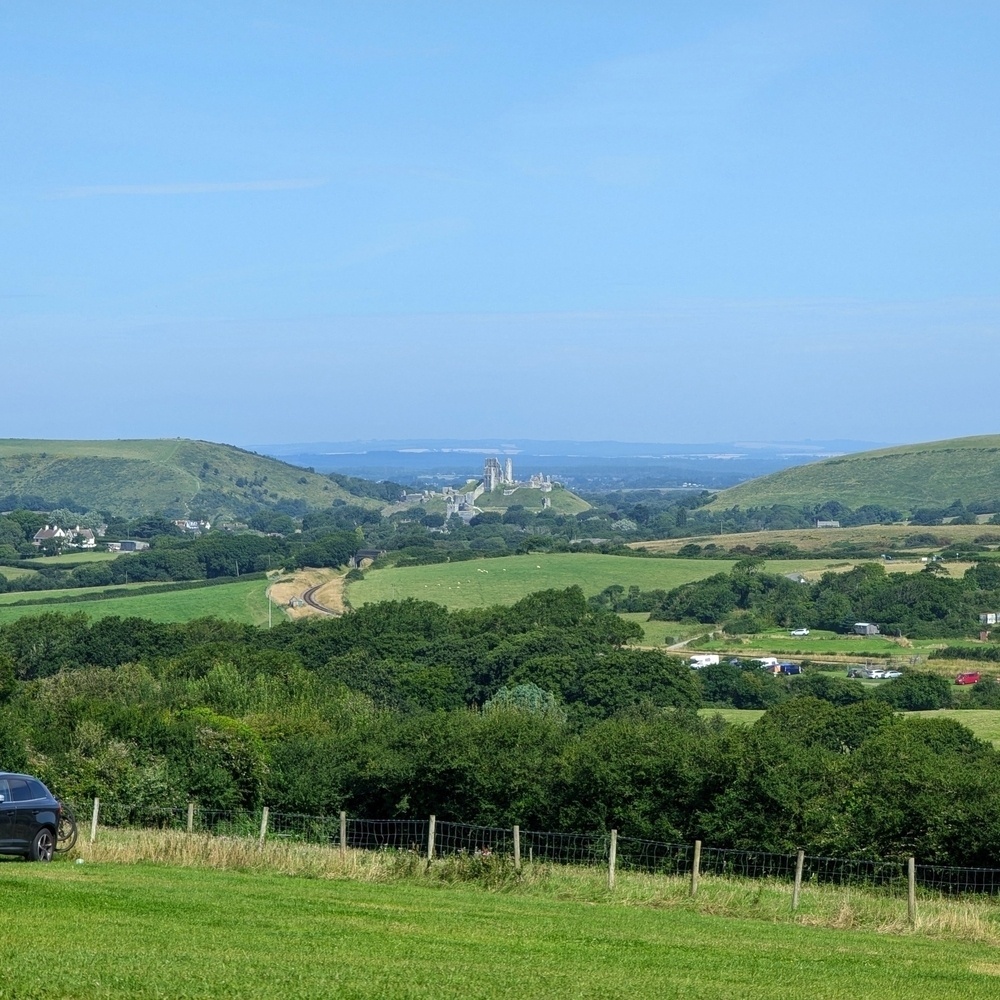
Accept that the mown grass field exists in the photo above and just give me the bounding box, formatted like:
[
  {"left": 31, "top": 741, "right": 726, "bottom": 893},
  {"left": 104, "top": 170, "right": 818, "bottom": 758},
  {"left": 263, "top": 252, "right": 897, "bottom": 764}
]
[
  {"left": 698, "top": 707, "right": 766, "bottom": 726},
  {"left": 347, "top": 553, "right": 844, "bottom": 610},
  {"left": 0, "top": 577, "right": 270, "bottom": 626},
  {"left": 1, "top": 552, "right": 120, "bottom": 581},
  {"left": 0, "top": 581, "right": 179, "bottom": 605},
  {"left": 1, "top": 856, "right": 996, "bottom": 1000},
  {"left": 910, "top": 709, "right": 1000, "bottom": 746},
  {"left": 619, "top": 613, "right": 709, "bottom": 647},
  {"left": 700, "top": 702, "right": 1000, "bottom": 749},
  {"left": 695, "top": 629, "right": 938, "bottom": 659}
]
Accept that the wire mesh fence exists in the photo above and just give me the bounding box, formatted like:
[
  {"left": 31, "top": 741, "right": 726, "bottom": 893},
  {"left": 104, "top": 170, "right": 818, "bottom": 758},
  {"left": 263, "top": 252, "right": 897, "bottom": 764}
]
[
  {"left": 346, "top": 818, "right": 429, "bottom": 853},
  {"left": 616, "top": 838, "right": 693, "bottom": 876},
  {"left": 76, "top": 798, "right": 1000, "bottom": 899},
  {"left": 520, "top": 829, "right": 609, "bottom": 867},
  {"left": 916, "top": 863, "right": 1000, "bottom": 895},
  {"left": 802, "top": 855, "right": 908, "bottom": 892},
  {"left": 700, "top": 846, "right": 798, "bottom": 882},
  {"left": 436, "top": 822, "right": 512, "bottom": 857}
]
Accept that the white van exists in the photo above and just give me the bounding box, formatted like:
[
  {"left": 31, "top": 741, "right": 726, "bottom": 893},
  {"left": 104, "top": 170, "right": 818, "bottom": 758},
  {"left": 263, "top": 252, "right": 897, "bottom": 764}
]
[{"left": 689, "top": 654, "right": 720, "bottom": 669}]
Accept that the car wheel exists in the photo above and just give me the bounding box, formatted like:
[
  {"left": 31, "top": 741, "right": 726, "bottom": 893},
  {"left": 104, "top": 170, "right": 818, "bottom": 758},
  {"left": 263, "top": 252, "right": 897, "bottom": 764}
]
[{"left": 30, "top": 828, "right": 55, "bottom": 862}]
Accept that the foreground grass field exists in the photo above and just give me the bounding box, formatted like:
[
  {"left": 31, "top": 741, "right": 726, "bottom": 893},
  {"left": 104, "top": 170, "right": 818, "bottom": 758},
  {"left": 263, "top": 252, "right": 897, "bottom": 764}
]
[
  {"left": 347, "top": 553, "right": 843, "bottom": 610},
  {"left": 2, "top": 847, "right": 997, "bottom": 1000},
  {"left": 0, "top": 577, "right": 271, "bottom": 626}
]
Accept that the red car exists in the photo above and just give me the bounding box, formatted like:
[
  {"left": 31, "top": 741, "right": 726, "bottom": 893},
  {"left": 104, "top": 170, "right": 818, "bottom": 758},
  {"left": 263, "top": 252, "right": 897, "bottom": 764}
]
[{"left": 955, "top": 672, "right": 982, "bottom": 685}]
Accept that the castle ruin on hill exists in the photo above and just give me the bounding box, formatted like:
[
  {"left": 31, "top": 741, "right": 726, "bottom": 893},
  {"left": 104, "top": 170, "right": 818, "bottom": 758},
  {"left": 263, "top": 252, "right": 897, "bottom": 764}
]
[{"left": 442, "top": 456, "right": 554, "bottom": 520}]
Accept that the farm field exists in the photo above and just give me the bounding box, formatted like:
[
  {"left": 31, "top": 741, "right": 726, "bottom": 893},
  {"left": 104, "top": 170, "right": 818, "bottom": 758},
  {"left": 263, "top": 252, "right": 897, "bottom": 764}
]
[
  {"left": 699, "top": 706, "right": 1000, "bottom": 749},
  {"left": 630, "top": 523, "right": 994, "bottom": 555},
  {"left": 346, "top": 553, "right": 843, "bottom": 610},
  {"left": 698, "top": 707, "right": 765, "bottom": 726},
  {"left": 0, "top": 580, "right": 179, "bottom": 605},
  {"left": 0, "top": 861, "right": 994, "bottom": 1000},
  {"left": 0, "top": 577, "right": 270, "bottom": 626},
  {"left": 0, "top": 552, "right": 119, "bottom": 580},
  {"left": 29, "top": 550, "right": 119, "bottom": 564},
  {"left": 910, "top": 709, "right": 1000, "bottom": 746},
  {"left": 691, "top": 628, "right": 947, "bottom": 660},
  {"left": 619, "top": 613, "right": 709, "bottom": 647}
]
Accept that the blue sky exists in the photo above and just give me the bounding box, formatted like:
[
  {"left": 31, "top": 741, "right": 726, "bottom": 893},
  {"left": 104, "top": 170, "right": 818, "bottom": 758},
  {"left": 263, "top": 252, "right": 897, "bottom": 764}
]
[{"left": 2, "top": 2, "right": 998, "bottom": 446}]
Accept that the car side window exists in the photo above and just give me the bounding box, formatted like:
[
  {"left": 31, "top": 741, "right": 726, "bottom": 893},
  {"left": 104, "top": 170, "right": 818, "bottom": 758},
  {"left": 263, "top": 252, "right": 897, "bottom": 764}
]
[
  {"left": 0, "top": 779, "right": 9, "bottom": 804},
  {"left": 8, "top": 778, "right": 33, "bottom": 802},
  {"left": 27, "top": 779, "right": 49, "bottom": 800}
]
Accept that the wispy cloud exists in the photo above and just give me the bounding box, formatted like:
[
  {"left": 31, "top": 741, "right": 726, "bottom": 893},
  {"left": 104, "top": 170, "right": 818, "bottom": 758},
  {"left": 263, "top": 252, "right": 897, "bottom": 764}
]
[{"left": 53, "top": 178, "right": 326, "bottom": 199}]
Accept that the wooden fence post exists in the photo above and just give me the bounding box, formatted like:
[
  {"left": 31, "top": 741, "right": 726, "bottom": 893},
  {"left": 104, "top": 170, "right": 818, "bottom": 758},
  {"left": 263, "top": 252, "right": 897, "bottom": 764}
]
[
  {"left": 792, "top": 850, "right": 805, "bottom": 911},
  {"left": 513, "top": 825, "right": 521, "bottom": 871},
  {"left": 258, "top": 807, "right": 269, "bottom": 848},
  {"left": 89, "top": 797, "right": 100, "bottom": 844},
  {"left": 691, "top": 840, "right": 702, "bottom": 897},
  {"left": 907, "top": 856, "right": 917, "bottom": 928},
  {"left": 427, "top": 815, "right": 436, "bottom": 862},
  {"left": 608, "top": 829, "right": 618, "bottom": 890},
  {"left": 339, "top": 811, "right": 347, "bottom": 861},
  {"left": 187, "top": 802, "right": 195, "bottom": 835}
]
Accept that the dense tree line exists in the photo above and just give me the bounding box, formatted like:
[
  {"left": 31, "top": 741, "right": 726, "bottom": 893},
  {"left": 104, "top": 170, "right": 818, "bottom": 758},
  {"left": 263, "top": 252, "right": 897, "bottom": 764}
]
[
  {"left": 648, "top": 559, "right": 998, "bottom": 639},
  {"left": 1, "top": 589, "right": 999, "bottom": 865}
]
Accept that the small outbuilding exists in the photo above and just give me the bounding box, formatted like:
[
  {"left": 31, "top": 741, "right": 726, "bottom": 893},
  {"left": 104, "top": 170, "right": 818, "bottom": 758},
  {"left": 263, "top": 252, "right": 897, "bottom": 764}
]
[{"left": 853, "top": 622, "right": 880, "bottom": 636}]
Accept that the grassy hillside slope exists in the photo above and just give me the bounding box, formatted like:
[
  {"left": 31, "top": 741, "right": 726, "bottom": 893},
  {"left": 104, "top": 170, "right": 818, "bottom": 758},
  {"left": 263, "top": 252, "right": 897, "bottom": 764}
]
[
  {"left": 0, "top": 438, "right": 372, "bottom": 519},
  {"left": 707, "top": 434, "right": 1000, "bottom": 512}
]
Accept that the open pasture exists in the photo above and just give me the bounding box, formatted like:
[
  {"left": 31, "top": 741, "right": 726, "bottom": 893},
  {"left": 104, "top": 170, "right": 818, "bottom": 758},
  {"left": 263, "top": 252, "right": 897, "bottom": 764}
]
[
  {"left": 630, "top": 522, "right": 992, "bottom": 555},
  {"left": 909, "top": 709, "right": 1000, "bottom": 747},
  {"left": 618, "top": 613, "right": 709, "bottom": 647},
  {"left": 0, "top": 577, "right": 270, "bottom": 626},
  {"left": 347, "top": 553, "right": 841, "bottom": 610},
  {"left": 695, "top": 629, "right": 938, "bottom": 659},
  {"left": 0, "top": 858, "right": 995, "bottom": 1000},
  {"left": 28, "top": 550, "right": 119, "bottom": 565}
]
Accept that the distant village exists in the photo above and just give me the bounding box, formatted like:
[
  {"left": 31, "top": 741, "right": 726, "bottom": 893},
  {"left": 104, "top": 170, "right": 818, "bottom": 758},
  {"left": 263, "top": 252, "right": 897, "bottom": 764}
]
[
  {"left": 29, "top": 518, "right": 212, "bottom": 554},
  {"left": 401, "top": 456, "right": 556, "bottom": 523}
]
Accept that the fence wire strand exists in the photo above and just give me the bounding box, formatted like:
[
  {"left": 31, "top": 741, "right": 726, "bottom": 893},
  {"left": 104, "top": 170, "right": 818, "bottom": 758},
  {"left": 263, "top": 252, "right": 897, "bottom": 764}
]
[{"left": 80, "top": 801, "right": 1000, "bottom": 897}]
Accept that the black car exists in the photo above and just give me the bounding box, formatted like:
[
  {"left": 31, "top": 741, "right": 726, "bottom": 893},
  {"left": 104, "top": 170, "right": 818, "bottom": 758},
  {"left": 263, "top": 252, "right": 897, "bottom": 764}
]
[{"left": 0, "top": 772, "right": 61, "bottom": 862}]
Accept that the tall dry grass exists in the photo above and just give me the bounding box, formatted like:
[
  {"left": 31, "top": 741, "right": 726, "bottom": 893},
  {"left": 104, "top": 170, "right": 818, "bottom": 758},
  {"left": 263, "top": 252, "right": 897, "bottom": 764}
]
[{"left": 72, "top": 828, "right": 1000, "bottom": 943}]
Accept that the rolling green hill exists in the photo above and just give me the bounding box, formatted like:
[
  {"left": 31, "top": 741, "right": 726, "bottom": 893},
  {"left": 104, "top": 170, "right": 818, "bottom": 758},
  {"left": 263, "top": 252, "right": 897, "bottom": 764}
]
[
  {"left": 707, "top": 434, "right": 1000, "bottom": 513},
  {"left": 0, "top": 438, "right": 373, "bottom": 519}
]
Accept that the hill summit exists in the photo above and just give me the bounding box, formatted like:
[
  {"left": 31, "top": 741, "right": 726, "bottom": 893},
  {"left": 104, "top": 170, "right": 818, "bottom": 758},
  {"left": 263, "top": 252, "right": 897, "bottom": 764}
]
[
  {"left": 0, "top": 438, "right": 371, "bottom": 519},
  {"left": 707, "top": 434, "right": 1000, "bottom": 513}
]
